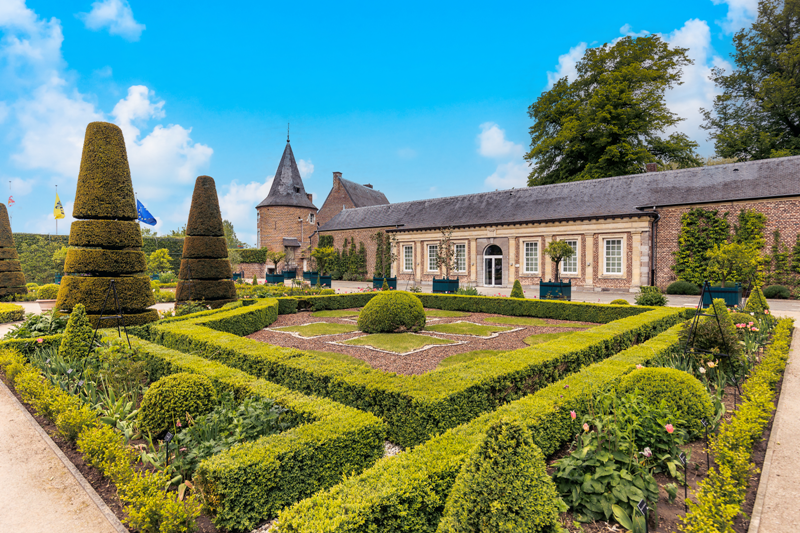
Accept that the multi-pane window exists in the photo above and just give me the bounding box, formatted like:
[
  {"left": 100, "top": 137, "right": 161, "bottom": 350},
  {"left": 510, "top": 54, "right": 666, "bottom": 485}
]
[
  {"left": 561, "top": 240, "right": 578, "bottom": 274},
  {"left": 455, "top": 244, "right": 466, "bottom": 272},
  {"left": 403, "top": 245, "right": 413, "bottom": 271},
  {"left": 524, "top": 241, "right": 539, "bottom": 273},
  {"left": 605, "top": 239, "right": 623, "bottom": 274},
  {"left": 428, "top": 244, "right": 438, "bottom": 271}
]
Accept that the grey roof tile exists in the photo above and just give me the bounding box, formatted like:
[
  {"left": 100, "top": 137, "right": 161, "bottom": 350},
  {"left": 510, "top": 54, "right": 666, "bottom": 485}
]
[
  {"left": 339, "top": 178, "right": 389, "bottom": 207},
  {"left": 257, "top": 142, "right": 317, "bottom": 209},
  {"left": 283, "top": 237, "right": 301, "bottom": 247}
]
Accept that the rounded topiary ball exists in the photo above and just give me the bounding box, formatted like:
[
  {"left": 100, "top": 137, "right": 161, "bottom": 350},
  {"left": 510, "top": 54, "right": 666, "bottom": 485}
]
[
  {"left": 138, "top": 372, "right": 216, "bottom": 435},
  {"left": 617, "top": 368, "right": 713, "bottom": 437},
  {"left": 357, "top": 291, "right": 426, "bottom": 333},
  {"left": 610, "top": 299, "right": 630, "bottom": 305}
]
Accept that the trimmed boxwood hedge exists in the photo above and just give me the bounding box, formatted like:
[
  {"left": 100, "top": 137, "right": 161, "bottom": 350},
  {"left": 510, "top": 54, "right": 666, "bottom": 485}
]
[
  {"left": 178, "top": 258, "right": 232, "bottom": 280},
  {"left": 185, "top": 176, "right": 225, "bottom": 237},
  {"left": 181, "top": 236, "right": 228, "bottom": 259},
  {"left": 64, "top": 249, "right": 147, "bottom": 275},
  {"left": 0, "top": 334, "right": 62, "bottom": 355},
  {"left": 138, "top": 372, "right": 216, "bottom": 435},
  {"left": 0, "top": 302, "right": 24, "bottom": 323},
  {"left": 236, "top": 248, "right": 269, "bottom": 264},
  {"left": 0, "top": 260, "right": 22, "bottom": 272},
  {"left": 0, "top": 286, "right": 29, "bottom": 297},
  {"left": 0, "top": 271, "right": 26, "bottom": 288},
  {"left": 0, "top": 249, "right": 20, "bottom": 260},
  {"left": 274, "top": 323, "right": 686, "bottom": 532},
  {"left": 68, "top": 220, "right": 142, "bottom": 249},
  {"left": 0, "top": 203, "right": 14, "bottom": 249},
  {"left": 123, "top": 333, "right": 386, "bottom": 531},
  {"left": 56, "top": 275, "right": 154, "bottom": 314},
  {"left": 0, "top": 204, "right": 25, "bottom": 297},
  {"left": 176, "top": 280, "right": 236, "bottom": 302}
]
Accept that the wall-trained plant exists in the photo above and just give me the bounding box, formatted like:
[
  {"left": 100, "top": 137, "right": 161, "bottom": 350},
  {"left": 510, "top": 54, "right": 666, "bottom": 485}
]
[{"left": 0, "top": 202, "right": 27, "bottom": 299}]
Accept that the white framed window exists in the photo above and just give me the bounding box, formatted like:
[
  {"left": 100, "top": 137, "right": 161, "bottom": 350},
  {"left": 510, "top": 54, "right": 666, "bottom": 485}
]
[
  {"left": 561, "top": 240, "right": 578, "bottom": 274},
  {"left": 524, "top": 241, "right": 539, "bottom": 274},
  {"left": 403, "top": 245, "right": 413, "bottom": 272},
  {"left": 604, "top": 238, "right": 623, "bottom": 275},
  {"left": 455, "top": 244, "right": 466, "bottom": 272},
  {"left": 428, "top": 244, "right": 438, "bottom": 272}
]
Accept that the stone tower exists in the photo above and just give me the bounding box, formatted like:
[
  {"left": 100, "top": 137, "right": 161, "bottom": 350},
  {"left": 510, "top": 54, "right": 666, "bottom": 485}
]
[{"left": 255, "top": 140, "right": 317, "bottom": 274}]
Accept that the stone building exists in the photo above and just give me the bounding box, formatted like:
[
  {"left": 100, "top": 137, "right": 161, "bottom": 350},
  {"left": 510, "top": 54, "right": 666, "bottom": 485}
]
[
  {"left": 256, "top": 140, "right": 317, "bottom": 273},
  {"left": 316, "top": 157, "right": 800, "bottom": 291},
  {"left": 316, "top": 173, "right": 390, "bottom": 229}
]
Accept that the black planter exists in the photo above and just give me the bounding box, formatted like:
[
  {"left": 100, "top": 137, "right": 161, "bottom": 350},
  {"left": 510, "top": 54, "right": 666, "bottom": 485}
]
[
  {"left": 265, "top": 274, "right": 285, "bottom": 284},
  {"left": 702, "top": 283, "right": 742, "bottom": 308},
  {"left": 372, "top": 277, "right": 397, "bottom": 290},
  {"left": 303, "top": 271, "right": 319, "bottom": 281},
  {"left": 282, "top": 270, "right": 296, "bottom": 280},
  {"left": 540, "top": 280, "right": 572, "bottom": 301},
  {"left": 432, "top": 277, "right": 459, "bottom": 293},
  {"left": 316, "top": 275, "right": 332, "bottom": 288}
]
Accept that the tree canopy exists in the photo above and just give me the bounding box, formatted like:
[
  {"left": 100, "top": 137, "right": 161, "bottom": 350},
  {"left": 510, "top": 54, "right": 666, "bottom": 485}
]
[
  {"left": 702, "top": 0, "right": 800, "bottom": 160},
  {"left": 526, "top": 35, "right": 701, "bottom": 186}
]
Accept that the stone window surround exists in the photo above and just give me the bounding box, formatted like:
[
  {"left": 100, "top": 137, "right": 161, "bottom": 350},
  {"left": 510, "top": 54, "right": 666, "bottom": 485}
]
[
  {"left": 427, "top": 243, "right": 438, "bottom": 272},
  {"left": 601, "top": 234, "right": 627, "bottom": 278},
  {"left": 555, "top": 235, "right": 581, "bottom": 277},
  {"left": 402, "top": 244, "right": 413, "bottom": 272},
  {"left": 521, "top": 239, "right": 540, "bottom": 274},
  {"left": 454, "top": 243, "right": 467, "bottom": 273}
]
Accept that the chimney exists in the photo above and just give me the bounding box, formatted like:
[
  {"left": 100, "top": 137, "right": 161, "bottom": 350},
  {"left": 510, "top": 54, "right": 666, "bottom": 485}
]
[
  {"left": 306, "top": 193, "right": 313, "bottom": 202},
  {"left": 333, "top": 171, "right": 342, "bottom": 189},
  {"left": 645, "top": 163, "right": 657, "bottom": 172},
  {"left": 363, "top": 183, "right": 373, "bottom": 189}
]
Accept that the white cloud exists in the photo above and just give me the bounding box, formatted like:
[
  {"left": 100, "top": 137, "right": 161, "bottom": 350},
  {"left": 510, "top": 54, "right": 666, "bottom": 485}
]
[
  {"left": 546, "top": 42, "right": 586, "bottom": 89},
  {"left": 484, "top": 161, "right": 529, "bottom": 190},
  {"left": 219, "top": 177, "right": 274, "bottom": 247},
  {"left": 78, "top": 0, "right": 145, "bottom": 41},
  {"left": 712, "top": 0, "right": 758, "bottom": 34},
  {"left": 112, "top": 85, "right": 165, "bottom": 139},
  {"left": 7, "top": 177, "right": 34, "bottom": 197},
  {"left": 297, "top": 159, "right": 314, "bottom": 179},
  {"left": 477, "top": 122, "right": 524, "bottom": 158},
  {"left": 26, "top": 199, "right": 75, "bottom": 234}
]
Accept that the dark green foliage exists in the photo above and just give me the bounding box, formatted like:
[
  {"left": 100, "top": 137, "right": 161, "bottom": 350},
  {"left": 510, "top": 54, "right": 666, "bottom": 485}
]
[
  {"left": 634, "top": 286, "right": 668, "bottom": 306},
  {"left": 73, "top": 122, "right": 137, "bottom": 220},
  {"left": 792, "top": 233, "right": 800, "bottom": 274},
  {"left": 437, "top": 419, "right": 560, "bottom": 533},
  {"left": 617, "top": 368, "right": 713, "bottom": 437},
  {"left": 176, "top": 280, "right": 236, "bottom": 303},
  {"left": 672, "top": 208, "right": 731, "bottom": 285},
  {"left": 510, "top": 279, "right": 524, "bottom": 298},
  {"left": 140, "top": 236, "right": 184, "bottom": 273},
  {"left": 357, "top": 291, "right": 426, "bottom": 333},
  {"left": 236, "top": 248, "right": 269, "bottom": 263},
  {"left": 69, "top": 220, "right": 142, "bottom": 249},
  {"left": 64, "top": 249, "right": 147, "bottom": 275},
  {"left": 763, "top": 285, "right": 790, "bottom": 299},
  {"left": 729, "top": 312, "right": 753, "bottom": 326},
  {"left": 185, "top": 176, "right": 225, "bottom": 237},
  {"left": 1, "top": 311, "right": 67, "bottom": 339},
  {"left": 223, "top": 219, "right": 247, "bottom": 248},
  {"left": 59, "top": 304, "right": 93, "bottom": 359},
  {"left": 609, "top": 299, "right": 630, "bottom": 305},
  {"left": 734, "top": 210, "right": 767, "bottom": 250},
  {"left": 372, "top": 231, "right": 396, "bottom": 279},
  {"left": 178, "top": 259, "right": 232, "bottom": 280},
  {"left": 381, "top": 278, "right": 389, "bottom": 291},
  {"left": 768, "top": 229, "right": 793, "bottom": 285},
  {"left": 666, "top": 280, "right": 702, "bottom": 295},
  {"left": 0, "top": 202, "right": 25, "bottom": 296},
  {"left": 683, "top": 298, "right": 740, "bottom": 358},
  {"left": 318, "top": 235, "right": 334, "bottom": 248},
  {"left": 13, "top": 234, "right": 62, "bottom": 285},
  {"left": 0, "top": 260, "right": 21, "bottom": 273},
  {"left": 56, "top": 276, "right": 153, "bottom": 314},
  {"left": 138, "top": 372, "right": 216, "bottom": 435},
  {"left": 181, "top": 236, "right": 227, "bottom": 259}
]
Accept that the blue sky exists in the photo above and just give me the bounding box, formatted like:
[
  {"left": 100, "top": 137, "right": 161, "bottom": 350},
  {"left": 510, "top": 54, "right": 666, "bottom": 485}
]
[{"left": 1, "top": 0, "right": 757, "bottom": 246}]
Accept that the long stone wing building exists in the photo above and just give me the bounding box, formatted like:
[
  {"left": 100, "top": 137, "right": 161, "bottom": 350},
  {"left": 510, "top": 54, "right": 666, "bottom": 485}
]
[{"left": 316, "top": 157, "right": 800, "bottom": 291}]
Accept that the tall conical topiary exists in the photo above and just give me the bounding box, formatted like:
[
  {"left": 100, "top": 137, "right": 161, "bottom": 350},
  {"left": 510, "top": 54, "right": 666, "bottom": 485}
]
[
  {"left": 56, "top": 122, "right": 157, "bottom": 327},
  {"left": 59, "top": 303, "right": 93, "bottom": 359},
  {"left": 0, "top": 203, "right": 27, "bottom": 298},
  {"left": 176, "top": 176, "right": 236, "bottom": 309}
]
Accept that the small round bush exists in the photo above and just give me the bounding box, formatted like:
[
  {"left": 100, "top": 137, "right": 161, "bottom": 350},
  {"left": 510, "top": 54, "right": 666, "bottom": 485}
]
[
  {"left": 138, "top": 372, "right": 216, "bottom": 436},
  {"left": 36, "top": 283, "right": 60, "bottom": 300},
  {"left": 618, "top": 368, "right": 713, "bottom": 437},
  {"left": 729, "top": 311, "right": 754, "bottom": 326},
  {"left": 357, "top": 291, "right": 426, "bottom": 333},
  {"left": 634, "top": 286, "right": 668, "bottom": 306},
  {"left": 666, "top": 280, "right": 701, "bottom": 295},
  {"left": 610, "top": 298, "right": 630, "bottom": 305},
  {"left": 763, "top": 285, "right": 790, "bottom": 299}
]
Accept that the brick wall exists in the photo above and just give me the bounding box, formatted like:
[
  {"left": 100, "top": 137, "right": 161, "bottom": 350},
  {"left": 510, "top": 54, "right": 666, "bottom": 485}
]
[
  {"left": 317, "top": 174, "right": 355, "bottom": 230},
  {"left": 257, "top": 205, "right": 317, "bottom": 260},
  {"left": 318, "top": 227, "right": 392, "bottom": 279}
]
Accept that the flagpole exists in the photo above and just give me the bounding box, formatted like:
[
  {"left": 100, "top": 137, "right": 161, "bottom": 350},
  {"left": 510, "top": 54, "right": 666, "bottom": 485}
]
[{"left": 55, "top": 185, "right": 58, "bottom": 236}]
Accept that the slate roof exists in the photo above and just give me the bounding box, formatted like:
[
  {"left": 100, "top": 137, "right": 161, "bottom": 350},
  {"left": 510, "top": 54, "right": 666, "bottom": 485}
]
[
  {"left": 339, "top": 178, "right": 389, "bottom": 207},
  {"left": 283, "top": 238, "right": 301, "bottom": 247},
  {"left": 257, "top": 141, "right": 317, "bottom": 209},
  {"left": 319, "top": 156, "right": 800, "bottom": 232}
]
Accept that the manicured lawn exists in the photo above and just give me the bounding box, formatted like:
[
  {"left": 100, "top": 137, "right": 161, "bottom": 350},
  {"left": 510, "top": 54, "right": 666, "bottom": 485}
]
[
  {"left": 424, "top": 309, "right": 470, "bottom": 318},
  {"left": 436, "top": 349, "right": 505, "bottom": 369},
  {"left": 425, "top": 321, "right": 513, "bottom": 337},
  {"left": 523, "top": 331, "right": 575, "bottom": 346},
  {"left": 273, "top": 322, "right": 359, "bottom": 337},
  {"left": 483, "top": 316, "right": 593, "bottom": 328},
  {"left": 311, "top": 309, "right": 360, "bottom": 318},
  {"left": 342, "top": 333, "right": 455, "bottom": 353}
]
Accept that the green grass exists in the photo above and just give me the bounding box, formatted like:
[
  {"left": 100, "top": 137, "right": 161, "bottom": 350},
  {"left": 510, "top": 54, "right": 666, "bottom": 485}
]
[
  {"left": 523, "top": 331, "right": 575, "bottom": 346},
  {"left": 305, "top": 349, "right": 368, "bottom": 367},
  {"left": 483, "top": 316, "right": 593, "bottom": 328},
  {"left": 342, "top": 333, "right": 455, "bottom": 353},
  {"left": 424, "top": 309, "right": 470, "bottom": 318},
  {"left": 273, "top": 322, "right": 358, "bottom": 337},
  {"left": 425, "top": 321, "right": 514, "bottom": 337},
  {"left": 436, "top": 350, "right": 504, "bottom": 369},
  {"left": 311, "top": 309, "right": 360, "bottom": 318}
]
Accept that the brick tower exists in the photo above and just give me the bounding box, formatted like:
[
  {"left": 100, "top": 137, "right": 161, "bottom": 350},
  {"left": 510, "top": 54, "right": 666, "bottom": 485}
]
[{"left": 256, "top": 139, "right": 318, "bottom": 274}]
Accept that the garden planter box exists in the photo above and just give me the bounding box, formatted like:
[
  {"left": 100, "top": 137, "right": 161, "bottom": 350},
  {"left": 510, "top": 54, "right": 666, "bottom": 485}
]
[
  {"left": 540, "top": 281, "right": 572, "bottom": 301},
  {"left": 282, "top": 270, "right": 298, "bottom": 280},
  {"left": 232, "top": 273, "right": 243, "bottom": 281},
  {"left": 702, "top": 283, "right": 742, "bottom": 308},
  {"left": 265, "top": 274, "right": 285, "bottom": 284},
  {"left": 432, "top": 278, "right": 459, "bottom": 293},
  {"left": 37, "top": 299, "right": 57, "bottom": 311},
  {"left": 373, "top": 277, "right": 397, "bottom": 290},
  {"left": 303, "top": 271, "right": 318, "bottom": 282},
  {"left": 316, "top": 275, "right": 332, "bottom": 288},
  {"left": 54, "top": 274, "right": 62, "bottom": 284}
]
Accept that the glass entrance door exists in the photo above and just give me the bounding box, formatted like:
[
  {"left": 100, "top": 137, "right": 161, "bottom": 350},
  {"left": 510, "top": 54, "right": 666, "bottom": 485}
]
[{"left": 483, "top": 245, "right": 503, "bottom": 286}]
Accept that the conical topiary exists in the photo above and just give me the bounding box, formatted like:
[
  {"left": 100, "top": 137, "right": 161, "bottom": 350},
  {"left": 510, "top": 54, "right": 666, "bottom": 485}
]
[
  {"left": 176, "top": 176, "right": 236, "bottom": 309},
  {"left": 0, "top": 203, "right": 27, "bottom": 298},
  {"left": 510, "top": 279, "right": 524, "bottom": 298},
  {"left": 56, "top": 122, "right": 157, "bottom": 327},
  {"left": 59, "top": 303, "right": 93, "bottom": 359}
]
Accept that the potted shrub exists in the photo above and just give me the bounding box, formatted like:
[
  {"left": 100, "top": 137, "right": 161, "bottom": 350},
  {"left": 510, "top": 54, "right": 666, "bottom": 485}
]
[
  {"left": 433, "top": 228, "right": 459, "bottom": 293},
  {"left": 36, "top": 283, "right": 60, "bottom": 311},
  {"left": 264, "top": 251, "right": 286, "bottom": 284},
  {"left": 540, "top": 240, "right": 575, "bottom": 300},
  {"left": 371, "top": 231, "right": 397, "bottom": 289},
  {"left": 310, "top": 246, "right": 336, "bottom": 287}
]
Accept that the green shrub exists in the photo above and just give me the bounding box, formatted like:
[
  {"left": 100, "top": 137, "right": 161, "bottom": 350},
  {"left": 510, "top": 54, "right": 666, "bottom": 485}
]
[
  {"left": 237, "top": 248, "right": 269, "bottom": 263},
  {"left": 744, "top": 286, "right": 770, "bottom": 315},
  {"left": 763, "top": 284, "right": 790, "bottom": 299},
  {"left": 59, "top": 303, "right": 93, "bottom": 359},
  {"left": 55, "top": 403, "right": 97, "bottom": 442},
  {"left": 138, "top": 372, "right": 216, "bottom": 435},
  {"left": 609, "top": 299, "right": 629, "bottom": 305},
  {"left": 685, "top": 298, "right": 740, "bottom": 359},
  {"left": 159, "top": 271, "right": 177, "bottom": 284},
  {"left": 729, "top": 312, "right": 754, "bottom": 327},
  {"left": 357, "top": 291, "right": 426, "bottom": 333},
  {"left": 36, "top": 283, "right": 60, "bottom": 300},
  {"left": 0, "top": 302, "right": 24, "bottom": 323},
  {"left": 381, "top": 278, "right": 389, "bottom": 291},
  {"left": 634, "top": 285, "right": 668, "bottom": 306},
  {"left": 437, "top": 418, "right": 560, "bottom": 533},
  {"left": 666, "top": 280, "right": 702, "bottom": 295},
  {"left": 510, "top": 280, "right": 524, "bottom": 299},
  {"left": 617, "top": 367, "right": 713, "bottom": 437}
]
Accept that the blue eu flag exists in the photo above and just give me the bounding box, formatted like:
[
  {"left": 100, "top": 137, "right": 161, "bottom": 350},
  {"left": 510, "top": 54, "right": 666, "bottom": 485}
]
[{"left": 137, "top": 199, "right": 157, "bottom": 226}]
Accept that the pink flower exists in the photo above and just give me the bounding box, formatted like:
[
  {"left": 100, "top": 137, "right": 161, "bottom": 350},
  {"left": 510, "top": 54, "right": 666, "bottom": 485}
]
[
  {"left": 176, "top": 420, "right": 182, "bottom": 428},
  {"left": 636, "top": 364, "right": 643, "bottom": 370},
  {"left": 36, "top": 338, "right": 43, "bottom": 343},
  {"left": 665, "top": 424, "right": 674, "bottom": 434},
  {"left": 564, "top": 385, "right": 569, "bottom": 389},
  {"left": 748, "top": 322, "right": 754, "bottom": 326},
  {"left": 751, "top": 327, "right": 759, "bottom": 332},
  {"left": 583, "top": 423, "right": 590, "bottom": 432},
  {"left": 570, "top": 411, "right": 576, "bottom": 420},
  {"left": 765, "top": 309, "right": 770, "bottom": 315}
]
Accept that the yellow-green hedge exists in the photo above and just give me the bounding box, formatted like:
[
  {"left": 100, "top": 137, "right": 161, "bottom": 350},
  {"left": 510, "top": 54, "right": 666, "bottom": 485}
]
[
  {"left": 0, "top": 203, "right": 14, "bottom": 248},
  {"left": 181, "top": 236, "right": 228, "bottom": 259},
  {"left": 64, "top": 249, "right": 147, "bottom": 275},
  {"left": 0, "top": 260, "right": 22, "bottom": 273},
  {"left": 68, "top": 220, "right": 142, "bottom": 249},
  {"left": 178, "top": 258, "right": 232, "bottom": 280},
  {"left": 88, "top": 309, "right": 159, "bottom": 329},
  {"left": 185, "top": 176, "right": 225, "bottom": 237},
  {"left": 176, "top": 279, "right": 236, "bottom": 302},
  {"left": 56, "top": 275, "right": 155, "bottom": 314},
  {"left": 0, "top": 302, "right": 24, "bottom": 323}
]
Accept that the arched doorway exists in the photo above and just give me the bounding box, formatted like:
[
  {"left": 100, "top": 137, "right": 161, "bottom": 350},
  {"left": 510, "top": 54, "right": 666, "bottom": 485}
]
[{"left": 484, "top": 244, "right": 503, "bottom": 286}]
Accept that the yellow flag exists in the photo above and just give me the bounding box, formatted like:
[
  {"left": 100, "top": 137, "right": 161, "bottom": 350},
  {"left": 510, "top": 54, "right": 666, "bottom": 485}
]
[{"left": 54, "top": 193, "right": 65, "bottom": 220}]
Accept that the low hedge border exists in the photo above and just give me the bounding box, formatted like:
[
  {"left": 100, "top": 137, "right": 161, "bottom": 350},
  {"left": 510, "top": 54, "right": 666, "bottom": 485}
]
[
  {"left": 679, "top": 318, "right": 795, "bottom": 532},
  {"left": 273, "top": 323, "right": 687, "bottom": 532},
  {"left": 0, "top": 334, "right": 62, "bottom": 354},
  {"left": 123, "top": 334, "right": 386, "bottom": 531},
  {"left": 0, "top": 302, "right": 24, "bottom": 323},
  {"left": 144, "top": 295, "right": 689, "bottom": 446}
]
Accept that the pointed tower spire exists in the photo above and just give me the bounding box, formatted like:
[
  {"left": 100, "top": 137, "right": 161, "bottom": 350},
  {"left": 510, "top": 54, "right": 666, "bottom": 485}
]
[{"left": 257, "top": 141, "right": 316, "bottom": 209}]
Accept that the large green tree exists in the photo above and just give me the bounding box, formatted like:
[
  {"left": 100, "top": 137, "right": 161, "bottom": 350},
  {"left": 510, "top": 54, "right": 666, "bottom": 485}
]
[
  {"left": 526, "top": 35, "right": 701, "bottom": 186},
  {"left": 703, "top": 0, "right": 800, "bottom": 160}
]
